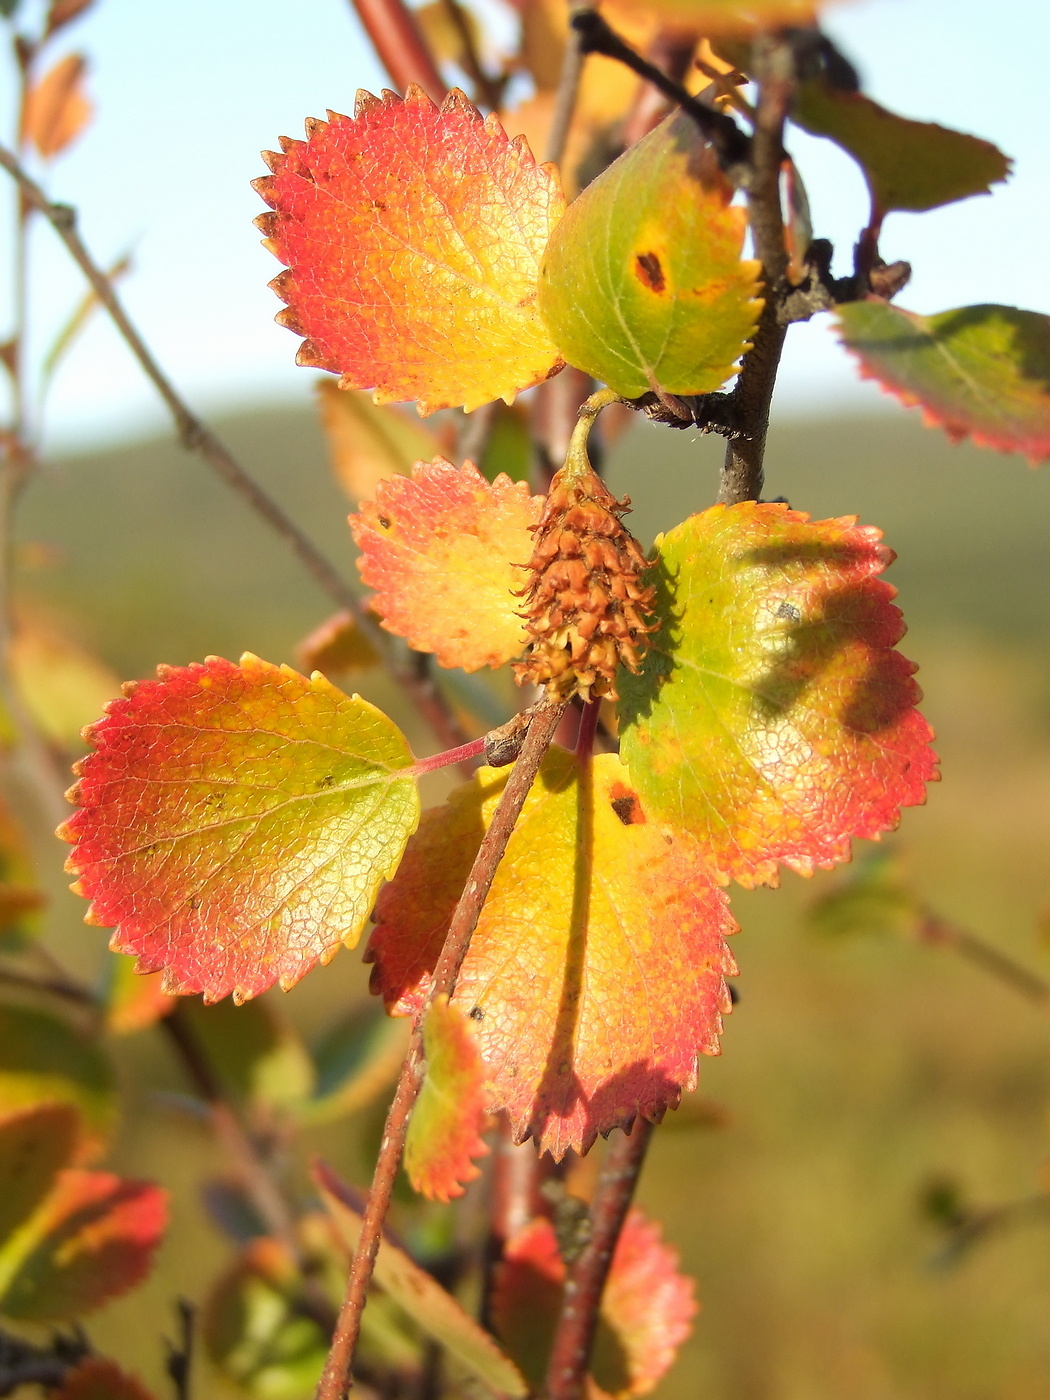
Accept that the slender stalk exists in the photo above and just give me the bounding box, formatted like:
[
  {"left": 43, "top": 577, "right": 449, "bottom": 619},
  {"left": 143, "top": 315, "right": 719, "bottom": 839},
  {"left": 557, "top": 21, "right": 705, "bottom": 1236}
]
[
  {"left": 718, "top": 35, "right": 794, "bottom": 506},
  {"left": 0, "top": 962, "right": 97, "bottom": 1009},
  {"left": 545, "top": 1118, "right": 655, "bottom": 1400},
  {"left": 317, "top": 697, "right": 567, "bottom": 1400},
  {"left": 917, "top": 912, "right": 1050, "bottom": 1006},
  {"left": 347, "top": 0, "right": 447, "bottom": 104},
  {"left": 544, "top": 16, "right": 586, "bottom": 168},
  {"left": 0, "top": 142, "right": 471, "bottom": 754}
]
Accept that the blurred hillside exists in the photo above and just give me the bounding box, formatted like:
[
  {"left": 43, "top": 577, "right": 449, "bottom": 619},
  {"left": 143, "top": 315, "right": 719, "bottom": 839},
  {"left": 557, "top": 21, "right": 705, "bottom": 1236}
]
[{"left": 15, "top": 404, "right": 1050, "bottom": 1400}]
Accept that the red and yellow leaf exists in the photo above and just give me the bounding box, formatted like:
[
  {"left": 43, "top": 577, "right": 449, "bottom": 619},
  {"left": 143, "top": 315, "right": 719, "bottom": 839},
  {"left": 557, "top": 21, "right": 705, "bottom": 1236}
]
[
  {"left": 405, "top": 995, "right": 489, "bottom": 1202},
  {"left": 51, "top": 1359, "right": 158, "bottom": 1400},
  {"left": 538, "top": 109, "right": 761, "bottom": 400},
  {"left": 254, "top": 87, "right": 565, "bottom": 414},
  {"left": 0, "top": 1169, "right": 167, "bottom": 1321},
  {"left": 793, "top": 80, "right": 1010, "bottom": 218},
  {"left": 837, "top": 300, "right": 1050, "bottom": 463},
  {"left": 60, "top": 654, "right": 420, "bottom": 1004},
  {"left": 368, "top": 750, "right": 737, "bottom": 1159},
  {"left": 350, "top": 458, "right": 542, "bottom": 671},
  {"left": 618, "top": 503, "right": 938, "bottom": 887},
  {"left": 492, "top": 1209, "right": 696, "bottom": 1396},
  {"left": 0, "top": 1104, "right": 78, "bottom": 1244},
  {"left": 20, "top": 54, "right": 92, "bottom": 160}
]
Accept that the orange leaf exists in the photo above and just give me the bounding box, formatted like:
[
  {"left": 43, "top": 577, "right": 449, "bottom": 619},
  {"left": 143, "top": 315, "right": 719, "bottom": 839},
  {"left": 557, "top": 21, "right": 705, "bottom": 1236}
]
[
  {"left": 60, "top": 655, "right": 419, "bottom": 1004},
  {"left": 44, "top": 0, "right": 97, "bottom": 40},
  {"left": 405, "top": 995, "right": 489, "bottom": 1201},
  {"left": 102, "top": 954, "right": 175, "bottom": 1036},
  {"left": 315, "top": 379, "right": 441, "bottom": 504},
  {"left": 350, "top": 458, "right": 542, "bottom": 672},
  {"left": 21, "top": 54, "right": 92, "bottom": 160},
  {"left": 0, "top": 1169, "right": 167, "bottom": 1321},
  {"left": 601, "top": 0, "right": 826, "bottom": 32},
  {"left": 295, "top": 610, "right": 379, "bottom": 676},
  {"left": 51, "top": 1359, "right": 157, "bottom": 1400},
  {"left": 492, "top": 1209, "right": 696, "bottom": 1396},
  {"left": 367, "top": 750, "right": 737, "bottom": 1158},
  {"left": 254, "top": 88, "right": 565, "bottom": 414}
]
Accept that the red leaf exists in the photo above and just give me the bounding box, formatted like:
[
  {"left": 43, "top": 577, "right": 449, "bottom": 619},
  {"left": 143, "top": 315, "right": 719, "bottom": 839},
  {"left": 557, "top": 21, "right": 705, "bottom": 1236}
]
[
  {"left": 492, "top": 1210, "right": 696, "bottom": 1396},
  {"left": 350, "top": 458, "right": 542, "bottom": 671},
  {"left": 368, "top": 750, "right": 737, "bottom": 1158},
  {"left": 254, "top": 87, "right": 565, "bottom": 414},
  {"left": 51, "top": 1359, "right": 158, "bottom": 1400},
  {"left": 837, "top": 300, "right": 1050, "bottom": 463},
  {"left": 0, "top": 1170, "right": 167, "bottom": 1321},
  {"left": 60, "top": 655, "right": 419, "bottom": 1004},
  {"left": 405, "top": 995, "right": 489, "bottom": 1202}
]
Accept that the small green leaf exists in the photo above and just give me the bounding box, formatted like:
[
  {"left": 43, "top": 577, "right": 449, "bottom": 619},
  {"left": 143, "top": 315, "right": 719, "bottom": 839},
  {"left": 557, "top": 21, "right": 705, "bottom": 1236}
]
[
  {"left": 538, "top": 109, "right": 762, "bottom": 399},
  {"left": 297, "top": 1006, "right": 407, "bottom": 1126},
  {"left": 793, "top": 79, "right": 1011, "bottom": 217},
  {"left": 837, "top": 300, "right": 1050, "bottom": 462},
  {"left": 478, "top": 402, "right": 532, "bottom": 484},
  {"left": 178, "top": 997, "right": 315, "bottom": 1112},
  {"left": 808, "top": 846, "right": 920, "bottom": 940}
]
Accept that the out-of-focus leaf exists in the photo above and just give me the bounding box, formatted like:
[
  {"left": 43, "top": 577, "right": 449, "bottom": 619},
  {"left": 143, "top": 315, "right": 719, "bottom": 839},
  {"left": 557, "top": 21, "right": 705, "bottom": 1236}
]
[
  {"left": 255, "top": 88, "right": 565, "bottom": 414},
  {"left": 41, "top": 253, "right": 132, "bottom": 388},
  {"left": 808, "top": 845, "right": 920, "bottom": 940},
  {"left": 479, "top": 401, "right": 532, "bottom": 484},
  {"left": 315, "top": 1159, "right": 528, "bottom": 1396},
  {"left": 316, "top": 380, "right": 440, "bottom": 504},
  {"left": 618, "top": 503, "right": 938, "bottom": 888},
  {"left": 44, "top": 0, "right": 96, "bottom": 38},
  {"left": 793, "top": 80, "right": 1010, "bottom": 217},
  {"left": 20, "top": 54, "right": 92, "bottom": 160},
  {"left": 201, "top": 1174, "right": 270, "bottom": 1245},
  {"left": 297, "top": 1005, "right": 407, "bottom": 1126},
  {"left": 0, "top": 1104, "right": 78, "bottom": 1243},
  {"left": 0, "top": 1005, "right": 115, "bottom": 1159},
  {"left": 350, "top": 458, "right": 541, "bottom": 672},
  {"left": 601, "top": 0, "right": 824, "bottom": 32},
  {"left": 203, "top": 1239, "right": 328, "bottom": 1400},
  {"left": 492, "top": 1209, "right": 696, "bottom": 1396},
  {"left": 11, "top": 614, "right": 120, "bottom": 750},
  {"left": 0, "top": 0, "right": 22, "bottom": 19},
  {"left": 51, "top": 1359, "right": 157, "bottom": 1400},
  {"left": 178, "top": 996, "right": 315, "bottom": 1112},
  {"left": 0, "top": 795, "right": 44, "bottom": 951},
  {"left": 837, "top": 300, "right": 1050, "bottom": 463},
  {"left": 416, "top": 0, "right": 483, "bottom": 68},
  {"left": 539, "top": 109, "right": 761, "bottom": 399},
  {"left": 102, "top": 953, "right": 175, "bottom": 1036},
  {"left": 61, "top": 654, "right": 420, "bottom": 1004},
  {"left": 0, "top": 1169, "right": 167, "bottom": 1321},
  {"left": 405, "top": 995, "right": 489, "bottom": 1202},
  {"left": 368, "top": 751, "right": 737, "bottom": 1159},
  {"left": 295, "top": 610, "right": 379, "bottom": 677}
]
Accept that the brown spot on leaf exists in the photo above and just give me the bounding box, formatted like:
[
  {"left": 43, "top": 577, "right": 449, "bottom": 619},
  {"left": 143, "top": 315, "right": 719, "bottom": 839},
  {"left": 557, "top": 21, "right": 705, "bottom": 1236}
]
[
  {"left": 635, "top": 252, "right": 666, "bottom": 294},
  {"left": 609, "top": 782, "right": 645, "bottom": 825}
]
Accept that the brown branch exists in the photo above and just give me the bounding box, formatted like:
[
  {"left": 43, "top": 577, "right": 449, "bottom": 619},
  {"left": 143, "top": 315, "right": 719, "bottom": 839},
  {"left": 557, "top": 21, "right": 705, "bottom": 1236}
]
[
  {"left": 545, "top": 1118, "right": 654, "bottom": 1399},
  {"left": 0, "top": 962, "right": 97, "bottom": 1009},
  {"left": 917, "top": 912, "right": 1050, "bottom": 1006},
  {"left": 318, "top": 697, "right": 567, "bottom": 1400},
  {"left": 718, "top": 35, "right": 795, "bottom": 506},
  {"left": 544, "top": 15, "right": 586, "bottom": 169},
  {"left": 0, "top": 141, "right": 471, "bottom": 755},
  {"left": 347, "top": 0, "right": 447, "bottom": 104}
]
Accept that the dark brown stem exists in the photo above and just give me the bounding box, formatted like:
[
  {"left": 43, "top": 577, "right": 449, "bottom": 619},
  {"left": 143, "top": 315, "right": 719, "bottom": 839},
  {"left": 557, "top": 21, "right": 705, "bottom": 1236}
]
[
  {"left": 0, "top": 141, "right": 471, "bottom": 755},
  {"left": 347, "top": 0, "right": 447, "bottom": 104},
  {"left": 0, "top": 962, "right": 97, "bottom": 1009},
  {"left": 918, "top": 913, "right": 1050, "bottom": 1006},
  {"left": 317, "top": 698, "right": 567, "bottom": 1400},
  {"left": 545, "top": 1118, "right": 655, "bottom": 1399},
  {"left": 718, "top": 35, "right": 794, "bottom": 506}
]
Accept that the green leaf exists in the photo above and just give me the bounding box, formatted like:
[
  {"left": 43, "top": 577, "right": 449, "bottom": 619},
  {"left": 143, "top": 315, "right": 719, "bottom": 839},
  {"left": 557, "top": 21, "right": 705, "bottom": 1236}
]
[
  {"left": 297, "top": 1005, "right": 407, "bottom": 1126},
  {"left": 478, "top": 401, "right": 532, "bottom": 484},
  {"left": 793, "top": 79, "right": 1010, "bottom": 217},
  {"left": 0, "top": 796, "right": 44, "bottom": 952},
  {"left": 617, "top": 503, "right": 937, "bottom": 888},
  {"left": 837, "top": 300, "right": 1050, "bottom": 462},
  {"left": 178, "top": 997, "right": 315, "bottom": 1112},
  {"left": 315, "top": 1160, "right": 528, "bottom": 1396},
  {"left": 807, "top": 846, "right": 920, "bottom": 940},
  {"left": 0, "top": 1005, "right": 115, "bottom": 1158},
  {"left": 538, "top": 108, "right": 762, "bottom": 399}
]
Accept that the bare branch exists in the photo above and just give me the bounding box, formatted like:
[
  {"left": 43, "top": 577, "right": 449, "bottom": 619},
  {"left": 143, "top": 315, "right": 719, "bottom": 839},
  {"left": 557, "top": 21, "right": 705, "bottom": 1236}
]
[{"left": 347, "top": 0, "right": 447, "bottom": 104}]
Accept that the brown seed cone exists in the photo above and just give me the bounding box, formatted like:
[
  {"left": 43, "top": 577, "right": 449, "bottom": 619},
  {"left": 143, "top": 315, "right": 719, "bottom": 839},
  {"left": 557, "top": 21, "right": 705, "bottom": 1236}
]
[{"left": 513, "top": 465, "right": 657, "bottom": 702}]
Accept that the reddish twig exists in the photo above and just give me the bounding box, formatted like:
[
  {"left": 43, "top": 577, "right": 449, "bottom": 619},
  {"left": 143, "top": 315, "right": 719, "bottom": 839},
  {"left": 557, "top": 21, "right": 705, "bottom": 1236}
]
[
  {"left": 0, "top": 142, "right": 472, "bottom": 756},
  {"left": 917, "top": 912, "right": 1050, "bottom": 1006},
  {"left": 347, "top": 0, "right": 447, "bottom": 104},
  {"left": 545, "top": 1118, "right": 654, "bottom": 1400},
  {"left": 317, "top": 697, "right": 567, "bottom": 1400}
]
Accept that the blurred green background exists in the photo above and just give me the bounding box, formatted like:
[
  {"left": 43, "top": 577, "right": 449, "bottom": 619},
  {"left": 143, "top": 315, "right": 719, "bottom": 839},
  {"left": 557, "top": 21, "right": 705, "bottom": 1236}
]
[{"left": 16, "top": 402, "right": 1050, "bottom": 1399}]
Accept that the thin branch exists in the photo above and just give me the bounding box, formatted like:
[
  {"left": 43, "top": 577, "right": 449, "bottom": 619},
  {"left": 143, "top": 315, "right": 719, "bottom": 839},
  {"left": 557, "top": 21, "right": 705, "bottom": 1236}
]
[
  {"left": 917, "top": 912, "right": 1050, "bottom": 1006},
  {"left": 718, "top": 34, "right": 795, "bottom": 506},
  {"left": 437, "top": 0, "right": 503, "bottom": 111},
  {"left": 545, "top": 1118, "right": 654, "bottom": 1400},
  {"left": 318, "top": 696, "right": 567, "bottom": 1400},
  {"left": 0, "top": 142, "right": 472, "bottom": 754},
  {"left": 544, "top": 16, "right": 586, "bottom": 169},
  {"left": 347, "top": 0, "right": 447, "bottom": 104},
  {"left": 0, "top": 961, "right": 98, "bottom": 1009}
]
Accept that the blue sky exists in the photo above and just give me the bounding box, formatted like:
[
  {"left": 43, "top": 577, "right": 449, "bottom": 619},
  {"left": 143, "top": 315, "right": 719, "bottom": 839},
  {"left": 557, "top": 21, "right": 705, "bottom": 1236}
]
[{"left": 2, "top": 0, "right": 1046, "bottom": 449}]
